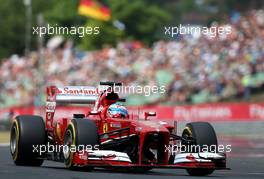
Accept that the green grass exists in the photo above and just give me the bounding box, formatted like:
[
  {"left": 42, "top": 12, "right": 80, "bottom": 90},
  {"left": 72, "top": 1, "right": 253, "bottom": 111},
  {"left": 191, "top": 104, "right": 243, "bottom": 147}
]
[{"left": 0, "top": 131, "right": 10, "bottom": 143}]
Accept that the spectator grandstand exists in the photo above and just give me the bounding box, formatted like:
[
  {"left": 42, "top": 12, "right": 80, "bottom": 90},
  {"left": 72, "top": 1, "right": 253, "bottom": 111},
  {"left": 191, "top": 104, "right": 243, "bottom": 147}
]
[{"left": 0, "top": 10, "right": 263, "bottom": 107}]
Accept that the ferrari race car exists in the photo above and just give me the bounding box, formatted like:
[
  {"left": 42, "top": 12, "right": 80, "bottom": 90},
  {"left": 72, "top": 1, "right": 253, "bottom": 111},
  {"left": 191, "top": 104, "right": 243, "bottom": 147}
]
[{"left": 10, "top": 82, "right": 228, "bottom": 176}]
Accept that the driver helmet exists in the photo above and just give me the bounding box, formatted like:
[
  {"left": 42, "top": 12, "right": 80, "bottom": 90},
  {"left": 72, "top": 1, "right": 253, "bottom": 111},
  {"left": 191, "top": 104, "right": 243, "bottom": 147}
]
[{"left": 107, "top": 103, "right": 128, "bottom": 118}]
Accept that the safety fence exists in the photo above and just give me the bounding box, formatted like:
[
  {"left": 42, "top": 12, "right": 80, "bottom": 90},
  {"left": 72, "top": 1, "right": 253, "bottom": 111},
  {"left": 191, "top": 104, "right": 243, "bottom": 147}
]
[{"left": 1, "top": 102, "right": 264, "bottom": 122}]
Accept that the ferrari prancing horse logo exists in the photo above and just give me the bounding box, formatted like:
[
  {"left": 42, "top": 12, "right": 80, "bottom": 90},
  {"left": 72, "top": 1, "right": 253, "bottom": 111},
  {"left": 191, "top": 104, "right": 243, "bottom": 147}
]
[{"left": 103, "top": 123, "right": 108, "bottom": 133}]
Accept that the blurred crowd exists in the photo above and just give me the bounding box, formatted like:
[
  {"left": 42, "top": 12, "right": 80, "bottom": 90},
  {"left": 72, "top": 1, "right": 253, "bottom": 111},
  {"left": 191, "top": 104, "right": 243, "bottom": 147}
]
[{"left": 0, "top": 10, "right": 264, "bottom": 107}]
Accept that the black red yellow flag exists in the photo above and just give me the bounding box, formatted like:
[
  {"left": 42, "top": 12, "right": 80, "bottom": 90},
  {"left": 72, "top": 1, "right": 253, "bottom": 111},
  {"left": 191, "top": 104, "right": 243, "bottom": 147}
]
[{"left": 78, "top": 0, "right": 111, "bottom": 21}]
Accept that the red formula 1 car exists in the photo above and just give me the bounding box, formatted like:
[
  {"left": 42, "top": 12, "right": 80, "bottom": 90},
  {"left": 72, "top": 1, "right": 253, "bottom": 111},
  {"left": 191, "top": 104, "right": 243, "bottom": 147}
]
[{"left": 10, "top": 82, "right": 228, "bottom": 176}]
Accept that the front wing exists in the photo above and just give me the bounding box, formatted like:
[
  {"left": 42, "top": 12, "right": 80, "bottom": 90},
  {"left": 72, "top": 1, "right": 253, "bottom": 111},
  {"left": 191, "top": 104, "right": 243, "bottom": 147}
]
[{"left": 72, "top": 150, "right": 228, "bottom": 170}]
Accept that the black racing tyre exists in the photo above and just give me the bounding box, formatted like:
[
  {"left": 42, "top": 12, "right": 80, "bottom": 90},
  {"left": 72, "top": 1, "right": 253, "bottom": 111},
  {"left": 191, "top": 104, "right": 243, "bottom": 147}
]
[
  {"left": 182, "top": 122, "right": 217, "bottom": 176},
  {"left": 186, "top": 168, "right": 214, "bottom": 176},
  {"left": 130, "top": 167, "right": 153, "bottom": 173},
  {"left": 10, "top": 115, "right": 46, "bottom": 166},
  {"left": 64, "top": 118, "right": 99, "bottom": 169}
]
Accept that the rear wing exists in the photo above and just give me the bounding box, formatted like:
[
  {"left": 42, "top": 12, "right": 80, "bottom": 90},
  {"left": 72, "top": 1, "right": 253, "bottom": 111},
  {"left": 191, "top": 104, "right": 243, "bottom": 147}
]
[
  {"left": 47, "top": 86, "right": 100, "bottom": 104},
  {"left": 45, "top": 85, "right": 102, "bottom": 130},
  {"left": 47, "top": 82, "right": 122, "bottom": 104},
  {"left": 45, "top": 83, "right": 123, "bottom": 130}
]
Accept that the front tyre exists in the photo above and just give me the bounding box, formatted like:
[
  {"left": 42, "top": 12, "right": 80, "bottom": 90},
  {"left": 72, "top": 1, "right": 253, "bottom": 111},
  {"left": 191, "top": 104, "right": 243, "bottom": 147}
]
[
  {"left": 10, "top": 115, "right": 46, "bottom": 166},
  {"left": 182, "top": 122, "right": 217, "bottom": 176},
  {"left": 64, "top": 118, "right": 99, "bottom": 169}
]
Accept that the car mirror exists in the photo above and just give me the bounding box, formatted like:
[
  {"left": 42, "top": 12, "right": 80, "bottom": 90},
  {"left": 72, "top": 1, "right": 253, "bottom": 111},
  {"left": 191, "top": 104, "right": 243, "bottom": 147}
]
[
  {"left": 89, "top": 111, "right": 100, "bottom": 115},
  {"left": 144, "top": 112, "right": 156, "bottom": 120}
]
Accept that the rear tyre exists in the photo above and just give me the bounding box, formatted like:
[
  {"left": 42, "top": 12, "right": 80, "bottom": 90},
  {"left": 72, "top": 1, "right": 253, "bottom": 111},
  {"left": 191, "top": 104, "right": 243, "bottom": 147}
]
[
  {"left": 64, "top": 118, "right": 99, "bottom": 169},
  {"left": 182, "top": 122, "right": 217, "bottom": 176},
  {"left": 186, "top": 169, "right": 214, "bottom": 176},
  {"left": 10, "top": 115, "right": 46, "bottom": 166}
]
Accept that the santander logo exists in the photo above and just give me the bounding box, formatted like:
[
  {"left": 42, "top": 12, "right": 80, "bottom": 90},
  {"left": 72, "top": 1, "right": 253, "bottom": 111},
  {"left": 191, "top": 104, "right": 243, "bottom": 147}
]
[
  {"left": 57, "top": 86, "right": 101, "bottom": 95},
  {"left": 174, "top": 106, "right": 232, "bottom": 121},
  {"left": 250, "top": 104, "right": 264, "bottom": 119}
]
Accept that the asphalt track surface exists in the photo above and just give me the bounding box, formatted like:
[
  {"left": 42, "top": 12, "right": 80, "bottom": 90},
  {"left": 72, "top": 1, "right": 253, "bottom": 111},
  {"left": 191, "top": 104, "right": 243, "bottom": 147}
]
[
  {"left": 1, "top": 121, "right": 264, "bottom": 179},
  {"left": 1, "top": 144, "right": 264, "bottom": 179}
]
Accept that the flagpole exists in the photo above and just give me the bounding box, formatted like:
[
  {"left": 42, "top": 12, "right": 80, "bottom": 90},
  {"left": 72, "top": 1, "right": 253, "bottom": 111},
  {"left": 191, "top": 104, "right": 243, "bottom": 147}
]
[{"left": 23, "top": 0, "right": 32, "bottom": 57}]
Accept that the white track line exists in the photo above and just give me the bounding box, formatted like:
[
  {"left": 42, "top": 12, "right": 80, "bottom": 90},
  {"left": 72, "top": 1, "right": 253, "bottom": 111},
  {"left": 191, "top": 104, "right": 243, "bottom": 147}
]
[
  {"left": 0, "top": 143, "right": 9, "bottom": 147},
  {"left": 248, "top": 173, "right": 264, "bottom": 175}
]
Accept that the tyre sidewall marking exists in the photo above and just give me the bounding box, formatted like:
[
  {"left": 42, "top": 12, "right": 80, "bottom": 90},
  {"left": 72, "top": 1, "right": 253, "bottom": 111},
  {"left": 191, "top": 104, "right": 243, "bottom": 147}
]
[
  {"left": 184, "top": 126, "right": 192, "bottom": 137},
  {"left": 66, "top": 122, "right": 76, "bottom": 167},
  {"left": 12, "top": 120, "right": 20, "bottom": 161}
]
